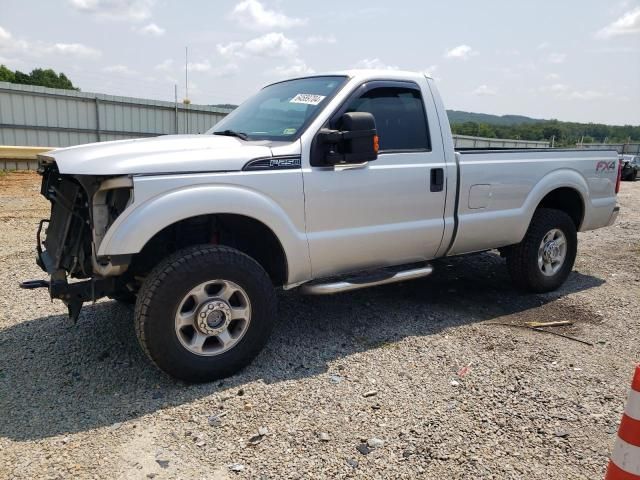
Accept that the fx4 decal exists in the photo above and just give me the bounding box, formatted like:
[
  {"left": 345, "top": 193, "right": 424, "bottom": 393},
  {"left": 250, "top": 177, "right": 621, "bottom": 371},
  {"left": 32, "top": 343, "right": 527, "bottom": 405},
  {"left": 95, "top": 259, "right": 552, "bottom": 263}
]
[{"left": 596, "top": 160, "right": 616, "bottom": 173}]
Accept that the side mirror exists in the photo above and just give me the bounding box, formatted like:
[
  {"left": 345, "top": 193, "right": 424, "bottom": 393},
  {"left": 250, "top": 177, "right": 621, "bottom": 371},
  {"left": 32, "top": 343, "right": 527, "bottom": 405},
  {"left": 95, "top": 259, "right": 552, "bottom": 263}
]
[{"left": 316, "top": 112, "right": 378, "bottom": 165}]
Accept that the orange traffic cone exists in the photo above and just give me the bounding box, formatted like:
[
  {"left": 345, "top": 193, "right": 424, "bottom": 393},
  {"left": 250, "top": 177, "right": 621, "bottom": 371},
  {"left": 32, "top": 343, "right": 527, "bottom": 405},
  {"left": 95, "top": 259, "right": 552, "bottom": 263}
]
[{"left": 605, "top": 365, "right": 640, "bottom": 479}]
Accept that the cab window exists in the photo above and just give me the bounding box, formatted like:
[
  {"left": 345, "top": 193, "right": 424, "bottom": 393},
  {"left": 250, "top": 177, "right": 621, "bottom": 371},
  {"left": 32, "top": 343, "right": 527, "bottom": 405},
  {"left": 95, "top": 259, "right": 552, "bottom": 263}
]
[{"left": 344, "top": 87, "right": 430, "bottom": 151}]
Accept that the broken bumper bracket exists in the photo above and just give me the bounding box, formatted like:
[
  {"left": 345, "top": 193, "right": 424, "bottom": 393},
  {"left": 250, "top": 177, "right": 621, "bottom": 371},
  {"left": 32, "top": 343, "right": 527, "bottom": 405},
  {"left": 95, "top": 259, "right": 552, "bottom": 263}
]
[{"left": 22, "top": 249, "right": 116, "bottom": 322}]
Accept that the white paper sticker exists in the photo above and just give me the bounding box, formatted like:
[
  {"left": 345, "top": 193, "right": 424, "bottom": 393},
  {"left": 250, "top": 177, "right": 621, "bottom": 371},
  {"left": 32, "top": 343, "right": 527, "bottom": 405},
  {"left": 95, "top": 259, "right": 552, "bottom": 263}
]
[{"left": 290, "top": 93, "right": 326, "bottom": 105}]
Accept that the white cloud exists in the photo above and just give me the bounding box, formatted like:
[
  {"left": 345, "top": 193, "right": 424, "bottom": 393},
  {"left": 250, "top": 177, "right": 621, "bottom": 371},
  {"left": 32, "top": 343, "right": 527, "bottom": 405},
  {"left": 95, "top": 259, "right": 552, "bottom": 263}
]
[
  {"left": 0, "top": 26, "right": 11, "bottom": 43},
  {"left": 0, "top": 27, "right": 100, "bottom": 59},
  {"left": 217, "top": 32, "right": 298, "bottom": 59},
  {"left": 0, "top": 27, "right": 101, "bottom": 59},
  {"left": 567, "top": 90, "right": 607, "bottom": 100},
  {"left": 187, "top": 60, "right": 212, "bottom": 72},
  {"left": 597, "top": 7, "right": 640, "bottom": 38},
  {"left": 421, "top": 65, "right": 440, "bottom": 82},
  {"left": 541, "top": 83, "right": 569, "bottom": 94},
  {"left": 305, "top": 34, "right": 336, "bottom": 45},
  {"left": 550, "top": 83, "right": 568, "bottom": 92},
  {"left": 547, "top": 52, "right": 566, "bottom": 64},
  {"left": 472, "top": 85, "right": 497, "bottom": 96},
  {"left": 156, "top": 58, "right": 238, "bottom": 78},
  {"left": 272, "top": 59, "right": 314, "bottom": 76},
  {"left": 230, "top": 0, "right": 306, "bottom": 30},
  {"left": 0, "top": 26, "right": 28, "bottom": 52},
  {"left": 444, "top": 44, "right": 477, "bottom": 60},
  {"left": 50, "top": 43, "right": 101, "bottom": 58},
  {"left": 353, "top": 58, "right": 399, "bottom": 70},
  {"left": 154, "top": 58, "right": 173, "bottom": 71},
  {"left": 138, "top": 23, "right": 165, "bottom": 36},
  {"left": 211, "top": 63, "right": 240, "bottom": 78},
  {"left": 68, "top": 0, "right": 154, "bottom": 21},
  {"left": 497, "top": 48, "right": 520, "bottom": 56},
  {"left": 540, "top": 83, "right": 612, "bottom": 101},
  {"left": 422, "top": 64, "right": 438, "bottom": 76},
  {"left": 244, "top": 32, "right": 298, "bottom": 56},
  {"left": 588, "top": 46, "right": 640, "bottom": 53},
  {"left": 216, "top": 42, "right": 243, "bottom": 58},
  {"left": 537, "top": 42, "right": 551, "bottom": 50},
  {"left": 102, "top": 64, "right": 137, "bottom": 75},
  {"left": 545, "top": 73, "right": 560, "bottom": 80}
]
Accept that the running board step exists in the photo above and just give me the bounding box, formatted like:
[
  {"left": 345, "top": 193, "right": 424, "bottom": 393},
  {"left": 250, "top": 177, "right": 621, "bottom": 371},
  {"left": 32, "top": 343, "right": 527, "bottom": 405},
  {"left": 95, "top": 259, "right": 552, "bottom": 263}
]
[{"left": 300, "top": 264, "right": 433, "bottom": 295}]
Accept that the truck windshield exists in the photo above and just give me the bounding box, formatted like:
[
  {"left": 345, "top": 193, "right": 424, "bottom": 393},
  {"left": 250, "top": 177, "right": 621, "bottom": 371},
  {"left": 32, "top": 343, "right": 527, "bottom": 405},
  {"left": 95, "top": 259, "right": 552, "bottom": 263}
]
[{"left": 208, "top": 76, "right": 347, "bottom": 141}]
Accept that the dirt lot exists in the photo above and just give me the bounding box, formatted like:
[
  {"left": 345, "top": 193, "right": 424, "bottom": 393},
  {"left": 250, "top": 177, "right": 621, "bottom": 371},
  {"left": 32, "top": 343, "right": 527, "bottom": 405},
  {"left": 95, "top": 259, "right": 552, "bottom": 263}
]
[{"left": 0, "top": 171, "right": 638, "bottom": 479}]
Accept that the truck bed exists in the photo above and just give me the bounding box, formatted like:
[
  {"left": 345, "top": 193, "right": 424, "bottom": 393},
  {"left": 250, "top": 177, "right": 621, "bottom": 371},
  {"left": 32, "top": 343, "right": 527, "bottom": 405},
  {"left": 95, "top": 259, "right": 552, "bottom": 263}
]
[{"left": 447, "top": 148, "right": 619, "bottom": 255}]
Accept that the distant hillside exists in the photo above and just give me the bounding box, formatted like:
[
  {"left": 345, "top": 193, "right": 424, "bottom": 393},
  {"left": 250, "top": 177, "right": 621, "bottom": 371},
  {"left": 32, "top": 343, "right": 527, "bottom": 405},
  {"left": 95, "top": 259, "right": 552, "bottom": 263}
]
[
  {"left": 446, "top": 110, "right": 546, "bottom": 126},
  {"left": 447, "top": 111, "right": 640, "bottom": 145}
]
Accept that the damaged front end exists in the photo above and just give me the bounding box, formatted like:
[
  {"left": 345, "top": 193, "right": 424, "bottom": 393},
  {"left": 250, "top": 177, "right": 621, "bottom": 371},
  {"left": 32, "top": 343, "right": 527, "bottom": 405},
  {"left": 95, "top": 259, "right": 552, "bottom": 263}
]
[{"left": 21, "top": 156, "right": 133, "bottom": 321}]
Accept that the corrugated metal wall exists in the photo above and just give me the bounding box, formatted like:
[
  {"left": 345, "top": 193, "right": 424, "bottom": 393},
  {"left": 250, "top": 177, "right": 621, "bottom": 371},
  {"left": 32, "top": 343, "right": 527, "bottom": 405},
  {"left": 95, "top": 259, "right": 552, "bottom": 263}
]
[{"left": 0, "top": 82, "right": 232, "bottom": 147}]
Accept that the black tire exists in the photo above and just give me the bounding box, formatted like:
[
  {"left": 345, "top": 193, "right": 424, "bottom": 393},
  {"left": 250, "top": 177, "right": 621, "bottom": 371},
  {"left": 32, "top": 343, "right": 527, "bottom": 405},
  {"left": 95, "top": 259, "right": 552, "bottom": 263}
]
[
  {"left": 506, "top": 208, "right": 577, "bottom": 293},
  {"left": 633, "top": 170, "right": 638, "bottom": 182},
  {"left": 134, "top": 245, "right": 277, "bottom": 383}
]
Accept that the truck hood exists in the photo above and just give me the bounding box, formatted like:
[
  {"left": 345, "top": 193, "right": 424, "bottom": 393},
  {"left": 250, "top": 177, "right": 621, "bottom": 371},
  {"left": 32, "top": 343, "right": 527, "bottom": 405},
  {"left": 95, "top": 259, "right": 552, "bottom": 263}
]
[{"left": 46, "top": 135, "right": 274, "bottom": 175}]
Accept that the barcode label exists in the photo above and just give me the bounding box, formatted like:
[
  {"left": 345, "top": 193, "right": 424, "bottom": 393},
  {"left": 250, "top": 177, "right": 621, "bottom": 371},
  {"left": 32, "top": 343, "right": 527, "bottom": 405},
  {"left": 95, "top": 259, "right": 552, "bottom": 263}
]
[{"left": 290, "top": 94, "right": 326, "bottom": 105}]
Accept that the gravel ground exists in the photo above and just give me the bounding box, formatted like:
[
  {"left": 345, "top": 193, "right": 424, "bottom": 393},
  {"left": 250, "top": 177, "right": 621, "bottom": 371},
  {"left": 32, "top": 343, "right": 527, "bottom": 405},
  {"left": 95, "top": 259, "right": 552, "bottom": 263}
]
[{"left": 0, "top": 171, "right": 638, "bottom": 479}]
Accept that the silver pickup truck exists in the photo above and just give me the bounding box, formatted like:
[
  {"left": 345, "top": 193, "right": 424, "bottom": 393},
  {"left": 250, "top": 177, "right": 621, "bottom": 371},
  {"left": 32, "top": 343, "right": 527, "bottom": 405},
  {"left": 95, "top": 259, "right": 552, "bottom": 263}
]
[{"left": 24, "top": 70, "right": 621, "bottom": 382}]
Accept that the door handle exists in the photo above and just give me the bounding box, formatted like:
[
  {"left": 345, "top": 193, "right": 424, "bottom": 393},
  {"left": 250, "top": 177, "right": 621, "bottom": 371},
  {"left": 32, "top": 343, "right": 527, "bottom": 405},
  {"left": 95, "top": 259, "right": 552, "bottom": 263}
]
[
  {"left": 334, "top": 162, "right": 369, "bottom": 171},
  {"left": 430, "top": 168, "right": 444, "bottom": 192}
]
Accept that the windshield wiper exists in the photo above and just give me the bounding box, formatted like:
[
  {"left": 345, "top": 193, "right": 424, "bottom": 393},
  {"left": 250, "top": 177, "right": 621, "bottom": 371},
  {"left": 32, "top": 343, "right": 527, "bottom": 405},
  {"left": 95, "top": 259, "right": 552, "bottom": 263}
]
[{"left": 213, "top": 129, "right": 249, "bottom": 141}]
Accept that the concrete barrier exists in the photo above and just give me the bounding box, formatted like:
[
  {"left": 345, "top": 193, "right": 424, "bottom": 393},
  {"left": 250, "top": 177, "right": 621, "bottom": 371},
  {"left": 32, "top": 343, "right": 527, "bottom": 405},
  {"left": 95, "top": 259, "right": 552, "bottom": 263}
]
[{"left": 0, "top": 146, "right": 53, "bottom": 171}]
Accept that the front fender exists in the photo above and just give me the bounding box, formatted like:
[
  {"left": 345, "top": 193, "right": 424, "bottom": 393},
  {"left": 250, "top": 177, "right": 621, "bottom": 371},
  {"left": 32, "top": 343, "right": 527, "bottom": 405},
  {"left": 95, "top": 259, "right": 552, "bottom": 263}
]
[{"left": 98, "top": 182, "right": 311, "bottom": 285}]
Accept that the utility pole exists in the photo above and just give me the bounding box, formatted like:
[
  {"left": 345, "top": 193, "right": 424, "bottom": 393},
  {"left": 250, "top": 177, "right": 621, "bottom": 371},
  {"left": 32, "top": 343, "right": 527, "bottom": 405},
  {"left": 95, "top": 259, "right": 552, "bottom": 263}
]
[
  {"left": 184, "top": 46, "right": 190, "bottom": 133},
  {"left": 185, "top": 46, "right": 189, "bottom": 103},
  {"left": 174, "top": 84, "right": 178, "bottom": 134},
  {"left": 551, "top": 135, "right": 555, "bottom": 148}
]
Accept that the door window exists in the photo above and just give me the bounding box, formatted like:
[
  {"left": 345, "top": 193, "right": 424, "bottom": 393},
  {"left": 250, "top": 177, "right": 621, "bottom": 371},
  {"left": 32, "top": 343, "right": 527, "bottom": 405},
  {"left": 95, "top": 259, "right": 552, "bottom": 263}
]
[{"left": 344, "top": 87, "right": 430, "bottom": 151}]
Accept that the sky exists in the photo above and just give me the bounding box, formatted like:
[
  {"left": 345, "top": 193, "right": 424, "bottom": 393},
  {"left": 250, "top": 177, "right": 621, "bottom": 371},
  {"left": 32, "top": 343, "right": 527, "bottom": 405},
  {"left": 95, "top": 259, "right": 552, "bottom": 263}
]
[{"left": 0, "top": 0, "right": 639, "bottom": 125}]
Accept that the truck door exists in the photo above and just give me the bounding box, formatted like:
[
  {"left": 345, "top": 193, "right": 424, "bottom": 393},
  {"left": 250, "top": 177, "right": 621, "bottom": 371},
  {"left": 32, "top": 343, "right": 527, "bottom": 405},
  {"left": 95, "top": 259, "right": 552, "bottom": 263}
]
[{"left": 302, "top": 80, "right": 447, "bottom": 279}]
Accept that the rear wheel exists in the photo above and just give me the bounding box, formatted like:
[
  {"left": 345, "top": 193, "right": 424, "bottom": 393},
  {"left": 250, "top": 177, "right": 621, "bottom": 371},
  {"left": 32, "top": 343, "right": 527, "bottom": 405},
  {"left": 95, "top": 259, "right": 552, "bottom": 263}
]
[
  {"left": 506, "top": 208, "right": 577, "bottom": 293},
  {"left": 134, "top": 245, "right": 277, "bottom": 382}
]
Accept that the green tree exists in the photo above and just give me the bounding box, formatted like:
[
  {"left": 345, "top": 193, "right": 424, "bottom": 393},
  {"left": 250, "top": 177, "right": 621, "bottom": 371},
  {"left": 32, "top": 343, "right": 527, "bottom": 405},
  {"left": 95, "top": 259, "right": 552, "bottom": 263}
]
[
  {"left": 13, "top": 70, "right": 32, "bottom": 85},
  {"left": 29, "top": 68, "right": 77, "bottom": 90},
  {"left": 0, "top": 65, "right": 78, "bottom": 90},
  {"left": 477, "top": 123, "right": 497, "bottom": 138},
  {"left": 542, "top": 125, "right": 562, "bottom": 142},
  {"left": 0, "top": 64, "right": 15, "bottom": 83}
]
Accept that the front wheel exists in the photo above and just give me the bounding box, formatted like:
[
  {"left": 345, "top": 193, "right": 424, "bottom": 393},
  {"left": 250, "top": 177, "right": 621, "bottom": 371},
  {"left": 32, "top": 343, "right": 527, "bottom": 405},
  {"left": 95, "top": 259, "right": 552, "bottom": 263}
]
[
  {"left": 134, "top": 245, "right": 277, "bottom": 383},
  {"left": 506, "top": 208, "right": 577, "bottom": 293}
]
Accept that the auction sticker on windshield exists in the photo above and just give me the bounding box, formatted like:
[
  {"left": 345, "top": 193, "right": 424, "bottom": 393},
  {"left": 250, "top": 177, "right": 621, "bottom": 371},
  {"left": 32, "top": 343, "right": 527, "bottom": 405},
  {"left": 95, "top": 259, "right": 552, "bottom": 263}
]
[{"left": 290, "top": 94, "right": 326, "bottom": 105}]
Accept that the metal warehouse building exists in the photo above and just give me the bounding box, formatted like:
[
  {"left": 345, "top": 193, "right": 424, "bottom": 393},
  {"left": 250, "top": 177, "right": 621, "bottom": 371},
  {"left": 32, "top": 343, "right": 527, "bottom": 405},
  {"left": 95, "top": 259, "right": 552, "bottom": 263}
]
[{"left": 0, "top": 81, "right": 232, "bottom": 148}]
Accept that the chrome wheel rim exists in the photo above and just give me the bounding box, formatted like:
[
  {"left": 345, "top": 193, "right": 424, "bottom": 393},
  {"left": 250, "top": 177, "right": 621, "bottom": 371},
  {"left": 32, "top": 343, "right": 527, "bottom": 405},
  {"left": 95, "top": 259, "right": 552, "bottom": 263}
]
[
  {"left": 175, "top": 279, "right": 251, "bottom": 356},
  {"left": 537, "top": 228, "right": 567, "bottom": 277}
]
